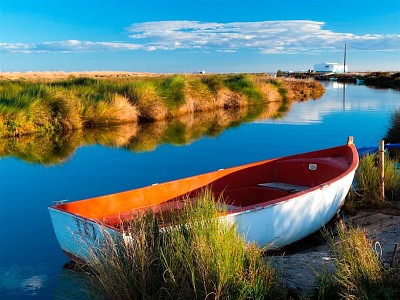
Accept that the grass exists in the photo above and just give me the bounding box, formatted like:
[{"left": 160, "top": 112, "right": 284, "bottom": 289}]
[
  {"left": 384, "top": 109, "right": 400, "bottom": 144},
  {"left": 345, "top": 153, "right": 400, "bottom": 212},
  {"left": 312, "top": 226, "right": 399, "bottom": 300},
  {"left": 223, "top": 74, "right": 264, "bottom": 105},
  {"left": 0, "top": 74, "right": 324, "bottom": 138},
  {"left": 81, "top": 189, "right": 286, "bottom": 300}
]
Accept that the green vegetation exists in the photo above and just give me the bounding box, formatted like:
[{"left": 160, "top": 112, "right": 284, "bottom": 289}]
[
  {"left": 83, "top": 190, "right": 285, "bottom": 300},
  {"left": 384, "top": 109, "right": 400, "bottom": 144},
  {"left": 363, "top": 72, "right": 400, "bottom": 89},
  {"left": 313, "top": 226, "right": 399, "bottom": 300},
  {"left": 345, "top": 154, "right": 400, "bottom": 212},
  {"left": 223, "top": 74, "right": 264, "bottom": 105},
  {"left": 0, "top": 74, "right": 325, "bottom": 138},
  {"left": 0, "top": 108, "right": 265, "bottom": 165}
]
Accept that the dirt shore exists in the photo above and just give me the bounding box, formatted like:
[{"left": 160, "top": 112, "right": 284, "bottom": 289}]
[{"left": 270, "top": 204, "right": 400, "bottom": 295}]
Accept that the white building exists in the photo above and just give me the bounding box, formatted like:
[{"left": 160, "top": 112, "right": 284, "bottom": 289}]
[{"left": 313, "top": 63, "right": 348, "bottom": 73}]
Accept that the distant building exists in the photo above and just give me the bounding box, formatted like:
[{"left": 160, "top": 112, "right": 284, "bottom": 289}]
[{"left": 313, "top": 63, "right": 348, "bottom": 73}]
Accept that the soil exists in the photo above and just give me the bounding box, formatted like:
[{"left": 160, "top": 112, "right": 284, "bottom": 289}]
[{"left": 268, "top": 202, "right": 400, "bottom": 296}]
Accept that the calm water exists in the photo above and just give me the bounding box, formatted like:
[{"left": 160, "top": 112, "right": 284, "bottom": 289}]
[{"left": 0, "top": 82, "right": 399, "bottom": 299}]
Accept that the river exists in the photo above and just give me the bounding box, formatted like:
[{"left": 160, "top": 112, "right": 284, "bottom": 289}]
[{"left": 0, "top": 81, "right": 399, "bottom": 299}]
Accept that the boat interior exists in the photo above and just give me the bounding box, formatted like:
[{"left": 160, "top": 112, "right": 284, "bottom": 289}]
[{"left": 53, "top": 145, "right": 355, "bottom": 231}]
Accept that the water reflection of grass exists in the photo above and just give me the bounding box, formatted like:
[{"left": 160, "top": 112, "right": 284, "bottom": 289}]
[
  {"left": 0, "top": 105, "right": 273, "bottom": 164},
  {"left": 0, "top": 75, "right": 325, "bottom": 164}
]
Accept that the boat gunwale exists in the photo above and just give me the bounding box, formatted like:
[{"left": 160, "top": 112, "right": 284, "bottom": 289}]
[{"left": 48, "top": 143, "right": 359, "bottom": 228}]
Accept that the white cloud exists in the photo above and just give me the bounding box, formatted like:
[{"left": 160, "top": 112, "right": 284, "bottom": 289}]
[
  {"left": 1, "top": 40, "right": 143, "bottom": 53},
  {"left": 1, "top": 21, "right": 399, "bottom": 54},
  {"left": 127, "top": 20, "right": 400, "bottom": 54}
]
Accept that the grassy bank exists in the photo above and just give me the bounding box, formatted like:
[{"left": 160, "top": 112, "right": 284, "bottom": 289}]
[
  {"left": 345, "top": 153, "right": 400, "bottom": 212},
  {"left": 313, "top": 226, "right": 399, "bottom": 300},
  {"left": 0, "top": 106, "right": 287, "bottom": 164},
  {"left": 294, "top": 72, "right": 400, "bottom": 90},
  {"left": 0, "top": 74, "right": 325, "bottom": 138}
]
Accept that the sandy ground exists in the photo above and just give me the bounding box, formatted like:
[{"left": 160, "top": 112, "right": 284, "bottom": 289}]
[{"left": 269, "top": 205, "right": 400, "bottom": 295}]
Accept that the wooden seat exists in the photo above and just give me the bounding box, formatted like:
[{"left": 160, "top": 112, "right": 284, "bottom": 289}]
[{"left": 257, "top": 182, "right": 308, "bottom": 194}]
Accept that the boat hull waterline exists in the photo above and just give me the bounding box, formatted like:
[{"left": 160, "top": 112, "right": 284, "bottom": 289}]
[{"left": 49, "top": 140, "right": 359, "bottom": 262}]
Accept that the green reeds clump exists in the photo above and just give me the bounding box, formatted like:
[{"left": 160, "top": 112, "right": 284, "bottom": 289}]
[
  {"left": 384, "top": 109, "right": 400, "bottom": 144},
  {"left": 314, "top": 226, "right": 398, "bottom": 300},
  {"left": 159, "top": 75, "right": 186, "bottom": 110},
  {"left": 122, "top": 80, "right": 167, "bottom": 121},
  {"left": 84, "top": 190, "right": 285, "bottom": 300},
  {"left": 223, "top": 74, "right": 264, "bottom": 105},
  {"left": 346, "top": 154, "right": 400, "bottom": 210}
]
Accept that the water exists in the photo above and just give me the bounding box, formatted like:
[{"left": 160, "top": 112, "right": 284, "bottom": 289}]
[{"left": 0, "top": 82, "right": 399, "bottom": 299}]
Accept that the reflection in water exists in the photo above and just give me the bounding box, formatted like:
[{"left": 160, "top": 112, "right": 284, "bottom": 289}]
[
  {"left": 343, "top": 82, "right": 346, "bottom": 110},
  {"left": 0, "top": 102, "right": 292, "bottom": 165},
  {"left": 54, "top": 265, "right": 91, "bottom": 300},
  {"left": 0, "top": 265, "right": 47, "bottom": 296}
]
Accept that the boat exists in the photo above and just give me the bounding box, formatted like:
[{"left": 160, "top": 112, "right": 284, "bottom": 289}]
[
  {"left": 357, "top": 143, "right": 400, "bottom": 157},
  {"left": 356, "top": 78, "right": 365, "bottom": 85},
  {"left": 49, "top": 137, "right": 359, "bottom": 262}
]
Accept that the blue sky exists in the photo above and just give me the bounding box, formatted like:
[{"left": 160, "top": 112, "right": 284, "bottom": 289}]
[{"left": 1, "top": 0, "right": 399, "bottom": 72}]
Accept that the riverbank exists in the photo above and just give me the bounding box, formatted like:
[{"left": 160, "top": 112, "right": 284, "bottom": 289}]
[
  {"left": 316, "top": 72, "right": 400, "bottom": 89},
  {"left": 273, "top": 204, "right": 400, "bottom": 297},
  {"left": 0, "top": 72, "right": 325, "bottom": 138}
]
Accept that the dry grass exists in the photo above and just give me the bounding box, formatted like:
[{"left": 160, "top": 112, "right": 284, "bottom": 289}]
[{"left": 313, "top": 226, "right": 399, "bottom": 300}]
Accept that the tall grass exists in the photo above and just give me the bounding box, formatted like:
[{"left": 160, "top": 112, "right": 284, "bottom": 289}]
[
  {"left": 122, "top": 79, "right": 167, "bottom": 120},
  {"left": 313, "top": 226, "right": 398, "bottom": 300},
  {"left": 0, "top": 74, "right": 324, "bottom": 137},
  {"left": 384, "top": 109, "right": 400, "bottom": 144},
  {"left": 223, "top": 74, "right": 264, "bottom": 105},
  {"left": 83, "top": 190, "right": 285, "bottom": 300},
  {"left": 159, "top": 75, "right": 186, "bottom": 110},
  {"left": 345, "top": 154, "right": 400, "bottom": 211}
]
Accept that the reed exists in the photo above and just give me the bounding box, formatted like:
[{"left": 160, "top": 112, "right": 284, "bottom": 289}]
[
  {"left": 83, "top": 190, "right": 285, "bottom": 300},
  {"left": 313, "top": 226, "right": 398, "bottom": 300},
  {"left": 0, "top": 74, "right": 324, "bottom": 137},
  {"left": 223, "top": 74, "right": 264, "bottom": 105},
  {"left": 345, "top": 154, "right": 400, "bottom": 211},
  {"left": 122, "top": 79, "right": 167, "bottom": 120},
  {"left": 384, "top": 109, "right": 400, "bottom": 144},
  {"left": 159, "top": 74, "right": 186, "bottom": 110}
]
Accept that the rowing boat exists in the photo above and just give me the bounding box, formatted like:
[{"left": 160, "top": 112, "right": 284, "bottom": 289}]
[{"left": 49, "top": 137, "right": 358, "bottom": 262}]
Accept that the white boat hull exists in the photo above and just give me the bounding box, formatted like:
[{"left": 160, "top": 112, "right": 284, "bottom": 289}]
[
  {"left": 49, "top": 169, "right": 355, "bottom": 261},
  {"left": 226, "top": 169, "right": 355, "bottom": 249}
]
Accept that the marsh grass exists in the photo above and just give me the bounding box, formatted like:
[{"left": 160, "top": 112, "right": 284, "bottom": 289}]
[
  {"left": 384, "top": 109, "right": 400, "bottom": 144},
  {"left": 83, "top": 190, "right": 285, "bottom": 300},
  {"left": 345, "top": 154, "right": 400, "bottom": 211},
  {"left": 0, "top": 74, "right": 323, "bottom": 137},
  {"left": 159, "top": 75, "right": 186, "bottom": 110},
  {"left": 223, "top": 74, "right": 264, "bottom": 105},
  {"left": 313, "top": 226, "right": 398, "bottom": 300}
]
